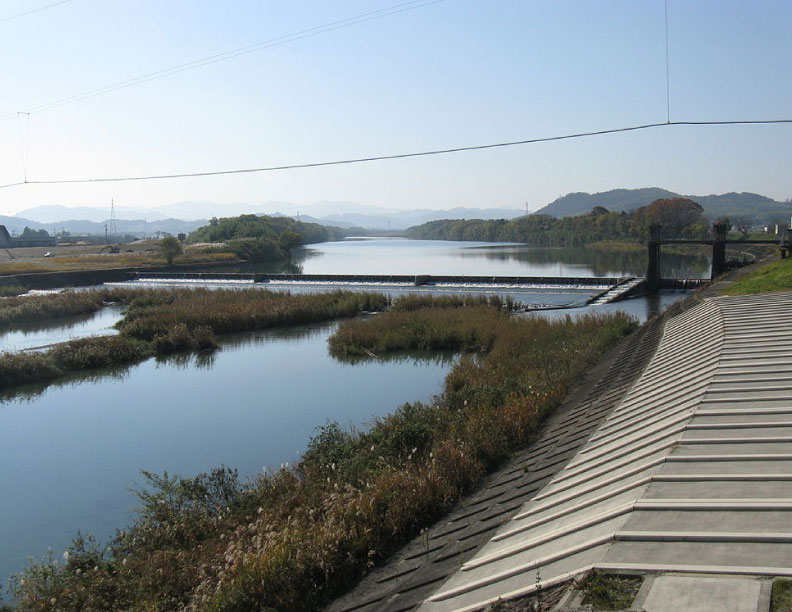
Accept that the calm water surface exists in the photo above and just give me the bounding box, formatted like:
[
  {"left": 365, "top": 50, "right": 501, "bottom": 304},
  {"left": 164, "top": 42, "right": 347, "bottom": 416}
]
[
  {"left": 0, "top": 304, "right": 123, "bottom": 352},
  {"left": 0, "top": 322, "right": 452, "bottom": 584},
  {"left": 291, "top": 238, "right": 711, "bottom": 278}
]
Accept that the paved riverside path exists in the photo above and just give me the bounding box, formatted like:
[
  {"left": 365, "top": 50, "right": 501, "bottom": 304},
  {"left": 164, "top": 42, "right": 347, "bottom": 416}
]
[{"left": 418, "top": 291, "right": 792, "bottom": 612}]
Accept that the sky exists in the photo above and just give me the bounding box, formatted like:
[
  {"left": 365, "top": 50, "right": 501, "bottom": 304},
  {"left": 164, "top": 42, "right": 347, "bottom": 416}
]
[{"left": 0, "top": 0, "right": 790, "bottom": 217}]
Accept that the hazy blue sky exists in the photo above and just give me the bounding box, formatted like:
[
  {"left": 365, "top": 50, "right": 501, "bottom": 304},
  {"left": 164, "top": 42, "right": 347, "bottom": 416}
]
[{"left": 0, "top": 0, "right": 790, "bottom": 215}]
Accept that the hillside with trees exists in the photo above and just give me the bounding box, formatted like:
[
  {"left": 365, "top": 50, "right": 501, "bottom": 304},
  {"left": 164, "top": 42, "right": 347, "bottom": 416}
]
[
  {"left": 535, "top": 188, "right": 792, "bottom": 225},
  {"left": 406, "top": 198, "right": 709, "bottom": 247},
  {"left": 187, "top": 214, "right": 347, "bottom": 261}
]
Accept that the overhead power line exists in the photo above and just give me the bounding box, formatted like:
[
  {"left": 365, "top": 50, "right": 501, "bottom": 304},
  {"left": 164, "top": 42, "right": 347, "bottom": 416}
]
[
  {"left": 0, "top": 0, "right": 73, "bottom": 24},
  {"left": 1, "top": 118, "right": 789, "bottom": 190},
  {"left": 0, "top": 0, "right": 443, "bottom": 121}
]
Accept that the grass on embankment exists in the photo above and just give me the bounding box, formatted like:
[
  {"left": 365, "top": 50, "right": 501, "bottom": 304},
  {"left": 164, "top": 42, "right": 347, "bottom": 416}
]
[
  {"left": 6, "top": 298, "right": 636, "bottom": 612},
  {"left": 0, "top": 288, "right": 389, "bottom": 391},
  {"left": 721, "top": 257, "right": 792, "bottom": 295}
]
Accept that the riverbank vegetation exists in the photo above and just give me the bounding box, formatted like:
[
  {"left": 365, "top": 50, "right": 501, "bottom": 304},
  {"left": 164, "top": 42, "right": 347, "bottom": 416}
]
[
  {"left": 407, "top": 198, "right": 708, "bottom": 246},
  {"left": 187, "top": 214, "right": 356, "bottom": 263},
  {"left": 721, "top": 257, "right": 792, "bottom": 295},
  {"left": 0, "top": 287, "right": 140, "bottom": 327},
  {"left": 6, "top": 299, "right": 636, "bottom": 612},
  {"left": 0, "top": 288, "right": 388, "bottom": 391}
]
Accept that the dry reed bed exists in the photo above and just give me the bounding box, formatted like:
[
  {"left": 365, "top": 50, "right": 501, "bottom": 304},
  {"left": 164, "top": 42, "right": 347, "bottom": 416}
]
[
  {"left": 0, "top": 288, "right": 389, "bottom": 393},
  {"left": 6, "top": 300, "right": 636, "bottom": 612},
  {"left": 0, "top": 252, "right": 238, "bottom": 274}
]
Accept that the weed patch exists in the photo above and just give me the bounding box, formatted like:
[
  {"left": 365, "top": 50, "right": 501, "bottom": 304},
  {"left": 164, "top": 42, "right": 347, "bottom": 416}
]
[
  {"left": 772, "top": 579, "right": 792, "bottom": 612},
  {"left": 580, "top": 571, "right": 642, "bottom": 610}
]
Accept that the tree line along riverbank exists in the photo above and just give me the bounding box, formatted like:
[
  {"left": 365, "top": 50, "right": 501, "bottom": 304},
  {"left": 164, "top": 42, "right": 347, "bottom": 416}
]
[{"left": 0, "top": 288, "right": 635, "bottom": 612}]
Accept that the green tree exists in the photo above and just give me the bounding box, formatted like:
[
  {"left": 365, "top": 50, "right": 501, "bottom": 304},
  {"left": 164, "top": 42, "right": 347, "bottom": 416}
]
[
  {"left": 158, "top": 236, "right": 182, "bottom": 264},
  {"left": 278, "top": 230, "right": 303, "bottom": 251}
]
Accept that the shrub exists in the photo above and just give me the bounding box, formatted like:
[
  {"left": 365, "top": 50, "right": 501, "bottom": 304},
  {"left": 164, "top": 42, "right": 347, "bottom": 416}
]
[{"left": 159, "top": 237, "right": 183, "bottom": 264}]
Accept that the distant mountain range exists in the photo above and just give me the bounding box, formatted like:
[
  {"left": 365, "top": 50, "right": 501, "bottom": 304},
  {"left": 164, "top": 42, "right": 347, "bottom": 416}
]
[
  {"left": 3, "top": 190, "right": 789, "bottom": 238},
  {"left": 535, "top": 188, "right": 792, "bottom": 224},
  {"left": 7, "top": 201, "right": 525, "bottom": 235},
  {"left": 0, "top": 215, "right": 206, "bottom": 237}
]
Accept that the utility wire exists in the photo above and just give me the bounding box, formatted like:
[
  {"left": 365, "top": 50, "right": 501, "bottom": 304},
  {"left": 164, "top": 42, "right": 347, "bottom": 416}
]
[
  {"left": 1, "top": 119, "right": 790, "bottom": 189},
  {"left": 664, "top": 0, "right": 671, "bottom": 123},
  {"left": 0, "top": 0, "right": 73, "bottom": 24},
  {"left": 0, "top": 0, "right": 443, "bottom": 121}
]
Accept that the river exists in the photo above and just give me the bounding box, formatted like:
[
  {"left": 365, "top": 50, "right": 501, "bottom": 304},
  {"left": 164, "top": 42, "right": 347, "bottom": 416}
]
[{"left": 0, "top": 239, "right": 707, "bottom": 587}]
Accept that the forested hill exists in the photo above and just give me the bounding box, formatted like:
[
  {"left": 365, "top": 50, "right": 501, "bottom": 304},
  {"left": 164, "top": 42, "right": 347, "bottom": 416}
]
[
  {"left": 187, "top": 214, "right": 350, "bottom": 261},
  {"left": 188, "top": 214, "right": 346, "bottom": 245},
  {"left": 537, "top": 188, "right": 677, "bottom": 217},
  {"left": 536, "top": 188, "right": 791, "bottom": 223},
  {"left": 405, "top": 198, "right": 708, "bottom": 247}
]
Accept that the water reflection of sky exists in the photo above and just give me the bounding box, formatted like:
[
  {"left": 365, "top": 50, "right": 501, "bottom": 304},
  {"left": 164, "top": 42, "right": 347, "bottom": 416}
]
[
  {"left": 292, "top": 238, "right": 711, "bottom": 279},
  {"left": 0, "top": 305, "right": 124, "bottom": 352},
  {"left": 0, "top": 321, "right": 453, "bottom": 584}
]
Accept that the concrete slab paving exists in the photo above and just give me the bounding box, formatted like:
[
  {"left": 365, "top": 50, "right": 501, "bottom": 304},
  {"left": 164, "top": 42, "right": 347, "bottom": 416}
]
[
  {"left": 640, "top": 576, "right": 763, "bottom": 612},
  {"left": 418, "top": 291, "right": 792, "bottom": 612}
]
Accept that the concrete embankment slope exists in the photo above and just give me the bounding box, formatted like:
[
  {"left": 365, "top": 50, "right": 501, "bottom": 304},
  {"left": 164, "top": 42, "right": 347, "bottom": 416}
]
[
  {"left": 420, "top": 291, "right": 792, "bottom": 612},
  {"left": 328, "top": 296, "right": 676, "bottom": 612}
]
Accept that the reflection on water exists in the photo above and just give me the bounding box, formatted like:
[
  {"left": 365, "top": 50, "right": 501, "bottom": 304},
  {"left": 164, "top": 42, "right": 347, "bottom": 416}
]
[
  {"left": 0, "top": 305, "right": 125, "bottom": 352},
  {"left": 282, "top": 238, "right": 710, "bottom": 279},
  {"left": 155, "top": 350, "right": 218, "bottom": 370},
  {"left": 0, "top": 321, "right": 453, "bottom": 583},
  {"left": 457, "top": 245, "right": 710, "bottom": 279},
  {"left": 0, "top": 365, "right": 133, "bottom": 405},
  {"left": 332, "top": 349, "right": 459, "bottom": 367}
]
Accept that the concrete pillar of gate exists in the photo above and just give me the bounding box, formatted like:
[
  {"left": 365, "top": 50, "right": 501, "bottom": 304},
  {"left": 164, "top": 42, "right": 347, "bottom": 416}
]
[
  {"left": 646, "top": 224, "right": 661, "bottom": 293},
  {"left": 711, "top": 223, "right": 727, "bottom": 279}
]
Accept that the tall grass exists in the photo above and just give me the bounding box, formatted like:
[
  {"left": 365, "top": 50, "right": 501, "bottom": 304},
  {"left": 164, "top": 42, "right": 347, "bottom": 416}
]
[
  {"left": 0, "top": 287, "right": 143, "bottom": 328},
  {"left": 0, "top": 288, "right": 389, "bottom": 391},
  {"left": 117, "top": 289, "right": 389, "bottom": 340},
  {"left": 7, "top": 300, "right": 636, "bottom": 612},
  {"left": 0, "top": 285, "right": 26, "bottom": 298},
  {"left": 0, "top": 252, "right": 239, "bottom": 274},
  {"left": 0, "top": 336, "right": 153, "bottom": 389}
]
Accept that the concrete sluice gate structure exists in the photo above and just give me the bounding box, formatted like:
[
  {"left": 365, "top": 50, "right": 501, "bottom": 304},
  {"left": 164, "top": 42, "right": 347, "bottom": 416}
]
[{"left": 419, "top": 291, "right": 792, "bottom": 612}]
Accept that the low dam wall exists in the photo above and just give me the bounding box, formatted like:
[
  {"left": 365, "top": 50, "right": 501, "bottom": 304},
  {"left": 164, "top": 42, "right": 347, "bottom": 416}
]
[{"left": 135, "top": 272, "right": 624, "bottom": 287}]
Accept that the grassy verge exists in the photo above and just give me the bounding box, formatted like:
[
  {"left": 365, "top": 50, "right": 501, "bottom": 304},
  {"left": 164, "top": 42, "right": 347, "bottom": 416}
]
[
  {"left": 6, "top": 298, "right": 636, "bottom": 612},
  {"left": 721, "top": 257, "right": 792, "bottom": 295}
]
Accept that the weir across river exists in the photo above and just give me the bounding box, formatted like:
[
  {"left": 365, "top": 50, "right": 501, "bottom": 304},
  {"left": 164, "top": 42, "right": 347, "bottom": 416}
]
[{"left": 133, "top": 272, "right": 647, "bottom": 305}]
